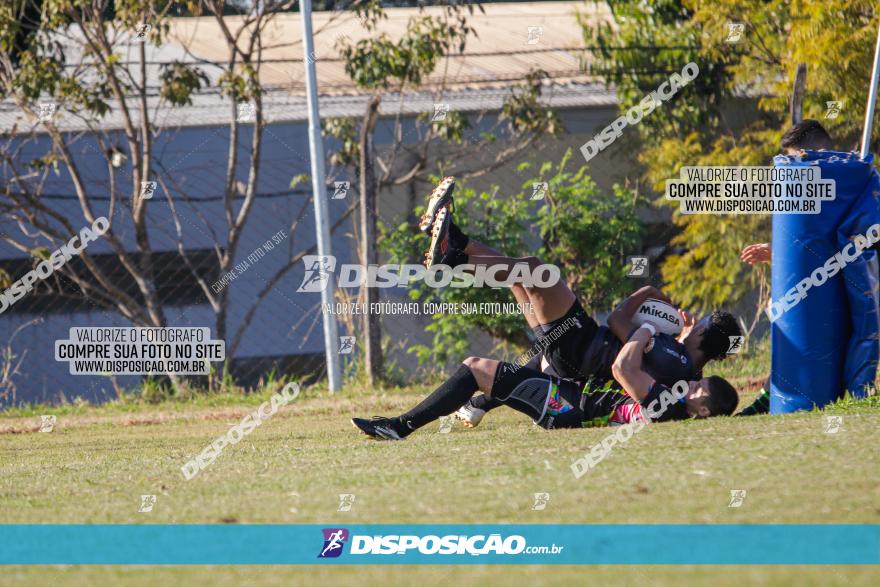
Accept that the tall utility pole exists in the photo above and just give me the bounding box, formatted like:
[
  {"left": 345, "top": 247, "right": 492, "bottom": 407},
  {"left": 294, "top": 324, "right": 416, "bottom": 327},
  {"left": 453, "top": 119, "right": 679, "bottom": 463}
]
[
  {"left": 359, "top": 96, "right": 383, "bottom": 384},
  {"left": 300, "top": 0, "right": 341, "bottom": 392},
  {"left": 861, "top": 23, "right": 880, "bottom": 159},
  {"left": 790, "top": 64, "right": 806, "bottom": 126}
]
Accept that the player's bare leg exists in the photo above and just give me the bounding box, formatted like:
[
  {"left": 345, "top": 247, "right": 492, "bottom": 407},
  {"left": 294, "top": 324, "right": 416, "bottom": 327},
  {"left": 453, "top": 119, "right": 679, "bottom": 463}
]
[
  {"left": 455, "top": 252, "right": 575, "bottom": 325},
  {"left": 426, "top": 215, "right": 575, "bottom": 324},
  {"left": 450, "top": 241, "right": 573, "bottom": 427},
  {"left": 463, "top": 240, "right": 540, "bottom": 328},
  {"left": 424, "top": 217, "right": 573, "bottom": 325}
]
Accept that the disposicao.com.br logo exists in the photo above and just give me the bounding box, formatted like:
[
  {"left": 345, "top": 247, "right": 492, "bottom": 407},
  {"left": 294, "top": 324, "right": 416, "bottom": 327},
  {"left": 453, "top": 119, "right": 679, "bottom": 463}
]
[
  {"left": 317, "top": 528, "right": 563, "bottom": 558},
  {"left": 297, "top": 255, "right": 560, "bottom": 292}
]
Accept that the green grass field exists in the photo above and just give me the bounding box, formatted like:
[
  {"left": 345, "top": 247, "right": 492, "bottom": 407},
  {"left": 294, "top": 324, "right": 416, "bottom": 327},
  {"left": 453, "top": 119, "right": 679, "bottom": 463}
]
[{"left": 2, "top": 346, "right": 879, "bottom": 586}]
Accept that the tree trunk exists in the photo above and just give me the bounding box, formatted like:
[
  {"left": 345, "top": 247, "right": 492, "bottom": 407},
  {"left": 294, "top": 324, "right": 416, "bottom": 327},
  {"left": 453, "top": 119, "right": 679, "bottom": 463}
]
[{"left": 359, "top": 95, "right": 383, "bottom": 383}]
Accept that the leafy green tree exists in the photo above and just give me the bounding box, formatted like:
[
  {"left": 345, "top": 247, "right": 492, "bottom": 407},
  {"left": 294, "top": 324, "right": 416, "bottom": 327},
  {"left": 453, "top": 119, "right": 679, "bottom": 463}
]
[
  {"left": 0, "top": 0, "right": 329, "bottom": 392},
  {"left": 326, "top": 0, "right": 561, "bottom": 382},
  {"left": 583, "top": 0, "right": 878, "bottom": 322},
  {"left": 330, "top": 0, "right": 481, "bottom": 384}
]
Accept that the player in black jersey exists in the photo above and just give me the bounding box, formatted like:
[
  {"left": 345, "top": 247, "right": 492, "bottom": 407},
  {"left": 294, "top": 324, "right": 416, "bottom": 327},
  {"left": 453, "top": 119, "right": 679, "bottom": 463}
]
[
  {"left": 350, "top": 179, "right": 740, "bottom": 440},
  {"left": 456, "top": 291, "right": 740, "bottom": 427},
  {"left": 351, "top": 321, "right": 739, "bottom": 440},
  {"left": 409, "top": 177, "right": 741, "bottom": 427}
]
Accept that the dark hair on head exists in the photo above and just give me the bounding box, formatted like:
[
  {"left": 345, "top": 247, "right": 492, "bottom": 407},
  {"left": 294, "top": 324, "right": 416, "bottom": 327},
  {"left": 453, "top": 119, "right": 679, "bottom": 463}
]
[
  {"left": 781, "top": 119, "right": 834, "bottom": 151},
  {"left": 705, "top": 376, "right": 738, "bottom": 416},
  {"left": 700, "top": 310, "right": 743, "bottom": 361}
]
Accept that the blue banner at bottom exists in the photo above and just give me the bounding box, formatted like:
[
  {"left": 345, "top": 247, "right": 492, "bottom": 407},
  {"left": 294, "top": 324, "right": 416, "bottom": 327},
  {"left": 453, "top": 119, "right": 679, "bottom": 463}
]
[{"left": 0, "top": 524, "right": 877, "bottom": 565}]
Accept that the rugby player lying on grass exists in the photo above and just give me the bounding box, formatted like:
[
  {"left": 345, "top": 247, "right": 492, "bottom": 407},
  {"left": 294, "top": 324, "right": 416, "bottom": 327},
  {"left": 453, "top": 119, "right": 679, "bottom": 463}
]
[
  {"left": 455, "top": 294, "right": 741, "bottom": 428},
  {"left": 350, "top": 318, "right": 739, "bottom": 440},
  {"left": 351, "top": 180, "right": 740, "bottom": 439},
  {"left": 418, "top": 177, "right": 742, "bottom": 427}
]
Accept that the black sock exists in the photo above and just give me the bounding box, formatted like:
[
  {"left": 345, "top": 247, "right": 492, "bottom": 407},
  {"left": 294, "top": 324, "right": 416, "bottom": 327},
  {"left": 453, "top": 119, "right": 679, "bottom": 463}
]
[
  {"left": 449, "top": 220, "right": 470, "bottom": 250},
  {"left": 736, "top": 388, "right": 770, "bottom": 416},
  {"left": 470, "top": 393, "right": 503, "bottom": 412},
  {"left": 398, "top": 364, "right": 478, "bottom": 434}
]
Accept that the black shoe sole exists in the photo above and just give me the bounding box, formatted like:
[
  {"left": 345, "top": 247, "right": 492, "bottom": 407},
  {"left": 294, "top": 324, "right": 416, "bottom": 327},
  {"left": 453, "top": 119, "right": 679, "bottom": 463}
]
[{"left": 425, "top": 208, "right": 451, "bottom": 267}]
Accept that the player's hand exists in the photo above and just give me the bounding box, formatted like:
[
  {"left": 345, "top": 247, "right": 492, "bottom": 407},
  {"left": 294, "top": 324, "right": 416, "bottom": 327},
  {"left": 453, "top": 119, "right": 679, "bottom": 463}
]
[
  {"left": 677, "top": 308, "right": 696, "bottom": 342},
  {"left": 740, "top": 243, "right": 771, "bottom": 265}
]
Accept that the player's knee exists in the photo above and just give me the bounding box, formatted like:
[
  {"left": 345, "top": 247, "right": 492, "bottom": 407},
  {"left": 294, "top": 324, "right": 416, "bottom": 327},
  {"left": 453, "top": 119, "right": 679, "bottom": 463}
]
[
  {"left": 462, "top": 356, "right": 482, "bottom": 370},
  {"left": 462, "top": 356, "right": 494, "bottom": 382}
]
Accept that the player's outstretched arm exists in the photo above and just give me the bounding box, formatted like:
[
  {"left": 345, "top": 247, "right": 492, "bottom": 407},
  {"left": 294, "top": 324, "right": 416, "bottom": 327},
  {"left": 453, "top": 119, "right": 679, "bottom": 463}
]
[
  {"left": 607, "top": 285, "right": 672, "bottom": 343},
  {"left": 611, "top": 326, "right": 656, "bottom": 402}
]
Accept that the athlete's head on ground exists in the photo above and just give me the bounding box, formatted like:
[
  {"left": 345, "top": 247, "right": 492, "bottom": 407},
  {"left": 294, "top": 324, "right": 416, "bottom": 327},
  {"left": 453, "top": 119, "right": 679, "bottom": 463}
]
[
  {"left": 684, "top": 375, "right": 739, "bottom": 418},
  {"left": 681, "top": 310, "right": 742, "bottom": 362},
  {"left": 781, "top": 119, "right": 834, "bottom": 154}
]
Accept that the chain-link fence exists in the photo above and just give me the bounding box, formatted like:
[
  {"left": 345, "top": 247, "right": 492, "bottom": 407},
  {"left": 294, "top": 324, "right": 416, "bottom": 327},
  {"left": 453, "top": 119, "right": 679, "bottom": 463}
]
[
  {"left": 0, "top": 0, "right": 653, "bottom": 406},
  {"left": 0, "top": 91, "right": 641, "bottom": 406}
]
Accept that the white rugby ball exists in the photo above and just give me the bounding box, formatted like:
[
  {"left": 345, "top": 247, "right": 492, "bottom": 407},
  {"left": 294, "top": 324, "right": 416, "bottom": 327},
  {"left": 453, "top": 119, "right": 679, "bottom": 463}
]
[{"left": 632, "top": 298, "right": 683, "bottom": 336}]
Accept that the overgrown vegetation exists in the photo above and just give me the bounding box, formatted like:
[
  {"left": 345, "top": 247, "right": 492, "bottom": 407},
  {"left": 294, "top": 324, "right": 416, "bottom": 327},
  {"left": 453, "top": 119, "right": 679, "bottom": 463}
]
[{"left": 583, "top": 0, "right": 879, "bottom": 315}]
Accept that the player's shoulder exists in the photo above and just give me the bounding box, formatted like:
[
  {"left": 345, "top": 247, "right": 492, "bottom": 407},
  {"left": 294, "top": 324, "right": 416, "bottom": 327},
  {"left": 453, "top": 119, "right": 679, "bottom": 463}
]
[
  {"left": 653, "top": 333, "right": 690, "bottom": 355},
  {"left": 654, "top": 332, "right": 683, "bottom": 346}
]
